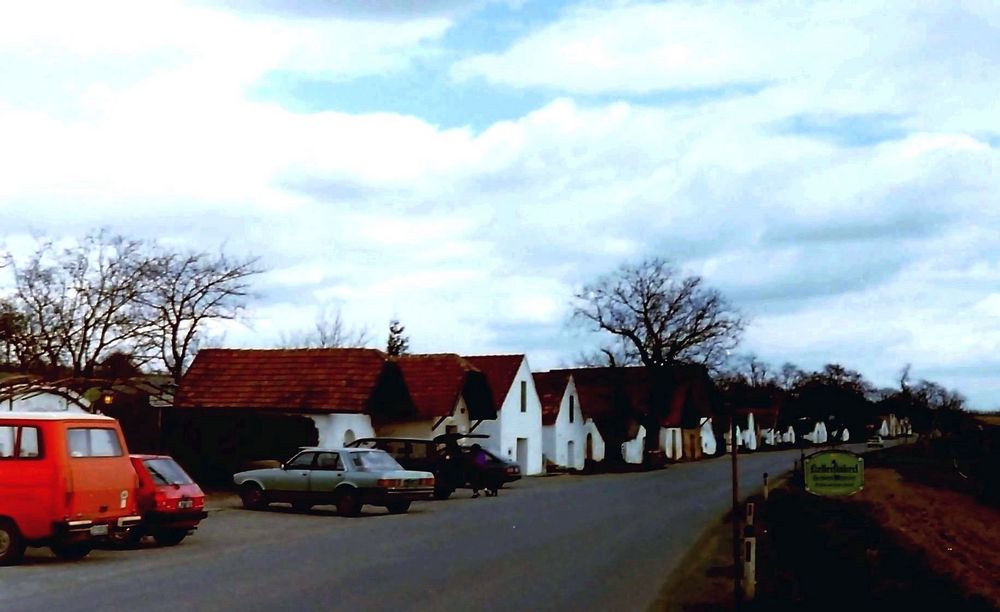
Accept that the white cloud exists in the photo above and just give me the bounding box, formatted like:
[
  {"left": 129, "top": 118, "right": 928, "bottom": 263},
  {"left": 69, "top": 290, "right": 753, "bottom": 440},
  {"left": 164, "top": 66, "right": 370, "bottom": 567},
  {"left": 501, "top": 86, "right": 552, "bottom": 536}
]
[{"left": 1, "top": 0, "right": 999, "bottom": 409}]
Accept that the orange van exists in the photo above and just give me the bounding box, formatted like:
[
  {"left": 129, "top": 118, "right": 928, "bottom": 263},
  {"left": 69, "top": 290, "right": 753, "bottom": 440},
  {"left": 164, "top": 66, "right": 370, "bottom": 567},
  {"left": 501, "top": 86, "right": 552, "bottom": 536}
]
[{"left": 0, "top": 412, "right": 142, "bottom": 565}]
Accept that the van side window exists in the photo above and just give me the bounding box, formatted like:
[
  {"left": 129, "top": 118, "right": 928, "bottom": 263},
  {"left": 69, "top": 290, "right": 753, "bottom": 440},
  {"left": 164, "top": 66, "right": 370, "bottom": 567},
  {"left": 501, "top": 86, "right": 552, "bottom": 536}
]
[
  {"left": 0, "top": 425, "right": 42, "bottom": 459},
  {"left": 67, "top": 428, "right": 123, "bottom": 458}
]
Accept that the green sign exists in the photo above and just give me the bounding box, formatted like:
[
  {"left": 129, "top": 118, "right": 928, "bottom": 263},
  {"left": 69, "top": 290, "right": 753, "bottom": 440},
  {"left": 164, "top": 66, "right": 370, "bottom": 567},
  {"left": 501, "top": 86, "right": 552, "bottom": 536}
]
[{"left": 804, "top": 450, "right": 864, "bottom": 496}]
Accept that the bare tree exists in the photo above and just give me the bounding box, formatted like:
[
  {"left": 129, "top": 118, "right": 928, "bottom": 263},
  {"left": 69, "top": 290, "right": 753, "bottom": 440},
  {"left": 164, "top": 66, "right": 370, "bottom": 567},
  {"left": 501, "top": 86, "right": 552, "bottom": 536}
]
[
  {"left": 573, "top": 257, "right": 745, "bottom": 369},
  {"left": 723, "top": 353, "right": 773, "bottom": 388},
  {"left": 0, "top": 299, "right": 37, "bottom": 370},
  {"left": 143, "top": 249, "right": 262, "bottom": 383},
  {"left": 8, "top": 231, "right": 155, "bottom": 376},
  {"left": 776, "top": 362, "right": 804, "bottom": 391},
  {"left": 572, "top": 257, "right": 744, "bottom": 454},
  {"left": 279, "top": 303, "right": 370, "bottom": 349}
]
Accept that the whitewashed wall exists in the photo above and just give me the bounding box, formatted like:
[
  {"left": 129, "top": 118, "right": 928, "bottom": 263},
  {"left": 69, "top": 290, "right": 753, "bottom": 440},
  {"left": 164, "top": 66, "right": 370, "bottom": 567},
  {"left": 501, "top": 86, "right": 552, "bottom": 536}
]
[
  {"left": 622, "top": 425, "right": 646, "bottom": 464},
  {"left": 477, "top": 358, "right": 543, "bottom": 475},
  {"left": 541, "top": 377, "right": 595, "bottom": 470},
  {"left": 584, "top": 420, "right": 605, "bottom": 463},
  {"left": 375, "top": 396, "right": 473, "bottom": 440},
  {"left": 309, "top": 413, "right": 375, "bottom": 448},
  {"left": 741, "top": 413, "right": 758, "bottom": 451},
  {"left": 660, "top": 427, "right": 683, "bottom": 460},
  {"left": 701, "top": 419, "right": 717, "bottom": 455},
  {"left": 6, "top": 391, "right": 88, "bottom": 413}
]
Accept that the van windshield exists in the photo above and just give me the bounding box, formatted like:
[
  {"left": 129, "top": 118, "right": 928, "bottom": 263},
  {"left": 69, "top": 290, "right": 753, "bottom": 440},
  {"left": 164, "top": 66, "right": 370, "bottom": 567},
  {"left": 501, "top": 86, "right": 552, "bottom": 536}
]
[{"left": 143, "top": 458, "right": 194, "bottom": 485}]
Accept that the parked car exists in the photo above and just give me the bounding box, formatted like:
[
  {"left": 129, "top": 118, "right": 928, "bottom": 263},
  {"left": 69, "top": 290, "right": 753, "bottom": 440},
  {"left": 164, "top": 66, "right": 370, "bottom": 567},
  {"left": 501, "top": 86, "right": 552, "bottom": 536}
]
[
  {"left": 109, "top": 455, "right": 207, "bottom": 547},
  {"left": 866, "top": 435, "right": 884, "bottom": 449},
  {"left": 0, "top": 412, "right": 141, "bottom": 565},
  {"left": 348, "top": 434, "right": 521, "bottom": 500},
  {"left": 233, "top": 448, "right": 434, "bottom": 516}
]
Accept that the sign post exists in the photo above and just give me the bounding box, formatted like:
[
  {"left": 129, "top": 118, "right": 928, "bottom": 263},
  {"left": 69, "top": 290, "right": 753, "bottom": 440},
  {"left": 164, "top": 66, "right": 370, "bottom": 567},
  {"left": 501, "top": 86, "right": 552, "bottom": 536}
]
[{"left": 804, "top": 450, "right": 865, "bottom": 497}]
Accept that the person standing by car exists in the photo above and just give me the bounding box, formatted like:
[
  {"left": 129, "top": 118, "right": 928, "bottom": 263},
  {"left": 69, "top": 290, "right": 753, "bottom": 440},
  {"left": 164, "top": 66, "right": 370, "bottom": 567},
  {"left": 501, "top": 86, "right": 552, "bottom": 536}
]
[{"left": 468, "top": 444, "right": 489, "bottom": 498}]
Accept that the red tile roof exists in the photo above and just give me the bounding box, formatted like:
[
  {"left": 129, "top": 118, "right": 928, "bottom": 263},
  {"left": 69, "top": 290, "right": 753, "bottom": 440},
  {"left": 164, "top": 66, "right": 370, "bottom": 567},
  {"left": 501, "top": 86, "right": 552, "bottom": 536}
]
[
  {"left": 175, "top": 348, "right": 389, "bottom": 413},
  {"left": 532, "top": 371, "right": 570, "bottom": 426},
  {"left": 464, "top": 354, "right": 524, "bottom": 410},
  {"left": 542, "top": 365, "right": 717, "bottom": 434},
  {"left": 394, "top": 354, "right": 497, "bottom": 420}
]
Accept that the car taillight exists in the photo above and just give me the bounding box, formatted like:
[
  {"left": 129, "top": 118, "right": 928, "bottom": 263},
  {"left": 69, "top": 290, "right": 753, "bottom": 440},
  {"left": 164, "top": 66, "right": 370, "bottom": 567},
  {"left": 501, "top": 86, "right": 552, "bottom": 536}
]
[
  {"left": 419, "top": 477, "right": 435, "bottom": 487},
  {"left": 506, "top": 467, "right": 518, "bottom": 474},
  {"left": 153, "top": 491, "right": 171, "bottom": 509},
  {"left": 377, "top": 479, "right": 402, "bottom": 488},
  {"left": 193, "top": 497, "right": 205, "bottom": 509}
]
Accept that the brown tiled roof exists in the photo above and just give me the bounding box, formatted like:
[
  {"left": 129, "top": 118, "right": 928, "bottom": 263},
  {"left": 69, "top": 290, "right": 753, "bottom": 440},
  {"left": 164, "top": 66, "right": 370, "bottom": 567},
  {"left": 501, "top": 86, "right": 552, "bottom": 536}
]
[
  {"left": 394, "top": 354, "right": 497, "bottom": 420},
  {"left": 175, "top": 348, "right": 389, "bottom": 413},
  {"left": 532, "top": 371, "right": 570, "bottom": 426},
  {"left": 464, "top": 354, "right": 524, "bottom": 410},
  {"left": 544, "top": 365, "right": 717, "bottom": 436}
]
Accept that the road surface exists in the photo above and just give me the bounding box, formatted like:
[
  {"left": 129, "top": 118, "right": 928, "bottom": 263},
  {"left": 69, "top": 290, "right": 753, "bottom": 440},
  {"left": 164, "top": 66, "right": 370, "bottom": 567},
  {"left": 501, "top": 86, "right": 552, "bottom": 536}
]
[{"left": 0, "top": 443, "right": 887, "bottom": 611}]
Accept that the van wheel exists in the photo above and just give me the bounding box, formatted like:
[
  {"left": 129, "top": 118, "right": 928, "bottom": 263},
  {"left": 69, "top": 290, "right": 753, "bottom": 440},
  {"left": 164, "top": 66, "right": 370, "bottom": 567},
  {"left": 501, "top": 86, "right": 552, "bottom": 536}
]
[
  {"left": 240, "top": 483, "right": 267, "bottom": 510},
  {"left": 386, "top": 501, "right": 410, "bottom": 514},
  {"left": 433, "top": 487, "right": 452, "bottom": 500},
  {"left": 336, "top": 489, "right": 361, "bottom": 517},
  {"left": 51, "top": 541, "right": 93, "bottom": 561},
  {"left": 152, "top": 529, "right": 187, "bottom": 546},
  {"left": 0, "top": 519, "right": 26, "bottom": 566}
]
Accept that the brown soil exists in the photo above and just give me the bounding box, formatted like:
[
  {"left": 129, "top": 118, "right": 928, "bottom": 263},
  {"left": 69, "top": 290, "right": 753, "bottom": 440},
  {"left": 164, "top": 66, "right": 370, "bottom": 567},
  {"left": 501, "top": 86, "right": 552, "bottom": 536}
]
[{"left": 853, "top": 467, "right": 1000, "bottom": 608}]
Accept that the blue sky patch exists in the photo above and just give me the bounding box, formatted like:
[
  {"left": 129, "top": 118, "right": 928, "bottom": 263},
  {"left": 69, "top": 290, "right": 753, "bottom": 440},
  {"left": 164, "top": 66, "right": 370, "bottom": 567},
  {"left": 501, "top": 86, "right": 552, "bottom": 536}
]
[{"left": 776, "top": 112, "right": 910, "bottom": 147}]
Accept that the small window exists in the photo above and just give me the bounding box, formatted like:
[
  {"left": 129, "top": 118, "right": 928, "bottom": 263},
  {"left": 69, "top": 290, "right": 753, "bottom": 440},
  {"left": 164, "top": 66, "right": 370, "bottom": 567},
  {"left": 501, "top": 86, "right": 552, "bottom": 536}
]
[
  {"left": 67, "top": 428, "right": 122, "bottom": 458},
  {"left": 0, "top": 426, "right": 42, "bottom": 459},
  {"left": 569, "top": 395, "right": 575, "bottom": 423},
  {"left": 520, "top": 381, "right": 527, "bottom": 412},
  {"left": 286, "top": 452, "right": 316, "bottom": 469},
  {"left": 409, "top": 443, "right": 428, "bottom": 459},
  {"left": 316, "top": 452, "right": 342, "bottom": 470}
]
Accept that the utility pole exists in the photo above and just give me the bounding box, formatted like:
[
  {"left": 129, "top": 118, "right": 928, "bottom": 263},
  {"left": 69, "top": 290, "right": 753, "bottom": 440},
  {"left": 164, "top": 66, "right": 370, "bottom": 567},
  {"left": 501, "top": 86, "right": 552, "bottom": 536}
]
[{"left": 731, "top": 409, "right": 741, "bottom": 610}]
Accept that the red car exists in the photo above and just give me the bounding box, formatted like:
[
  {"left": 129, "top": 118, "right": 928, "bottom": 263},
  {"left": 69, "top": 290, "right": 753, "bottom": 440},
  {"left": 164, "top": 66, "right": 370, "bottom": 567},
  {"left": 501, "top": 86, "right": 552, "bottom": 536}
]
[{"left": 110, "top": 454, "right": 207, "bottom": 547}]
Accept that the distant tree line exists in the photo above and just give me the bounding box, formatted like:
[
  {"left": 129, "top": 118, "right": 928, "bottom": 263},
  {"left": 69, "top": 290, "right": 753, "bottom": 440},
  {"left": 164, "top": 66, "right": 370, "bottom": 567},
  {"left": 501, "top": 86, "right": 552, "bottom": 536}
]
[
  {"left": 716, "top": 356, "right": 968, "bottom": 435},
  {"left": 572, "top": 256, "right": 975, "bottom": 439}
]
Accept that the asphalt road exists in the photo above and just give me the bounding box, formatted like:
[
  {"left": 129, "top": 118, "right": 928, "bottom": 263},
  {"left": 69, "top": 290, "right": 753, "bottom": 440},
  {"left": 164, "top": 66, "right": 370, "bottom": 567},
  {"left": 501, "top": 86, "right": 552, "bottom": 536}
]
[{"left": 0, "top": 443, "right": 890, "bottom": 612}]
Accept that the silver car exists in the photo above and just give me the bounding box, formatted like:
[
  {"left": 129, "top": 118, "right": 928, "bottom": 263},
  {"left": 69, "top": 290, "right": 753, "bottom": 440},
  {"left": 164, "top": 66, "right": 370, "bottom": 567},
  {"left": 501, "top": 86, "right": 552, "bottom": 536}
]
[{"left": 233, "top": 448, "right": 435, "bottom": 516}]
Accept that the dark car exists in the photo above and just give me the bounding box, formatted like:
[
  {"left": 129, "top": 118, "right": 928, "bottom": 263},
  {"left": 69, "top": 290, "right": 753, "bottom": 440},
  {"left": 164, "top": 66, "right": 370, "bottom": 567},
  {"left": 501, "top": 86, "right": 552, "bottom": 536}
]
[{"left": 347, "top": 434, "right": 521, "bottom": 499}]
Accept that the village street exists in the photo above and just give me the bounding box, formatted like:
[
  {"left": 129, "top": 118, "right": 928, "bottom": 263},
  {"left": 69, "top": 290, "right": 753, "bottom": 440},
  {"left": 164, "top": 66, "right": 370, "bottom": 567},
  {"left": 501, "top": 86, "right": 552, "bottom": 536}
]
[{"left": 0, "top": 443, "right": 889, "bottom": 612}]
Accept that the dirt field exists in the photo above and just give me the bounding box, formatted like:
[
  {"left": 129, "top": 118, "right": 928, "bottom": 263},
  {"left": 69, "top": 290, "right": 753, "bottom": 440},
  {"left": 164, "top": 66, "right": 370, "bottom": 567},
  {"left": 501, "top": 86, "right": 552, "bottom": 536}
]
[
  {"left": 855, "top": 467, "right": 1000, "bottom": 608},
  {"left": 657, "top": 442, "right": 1000, "bottom": 611}
]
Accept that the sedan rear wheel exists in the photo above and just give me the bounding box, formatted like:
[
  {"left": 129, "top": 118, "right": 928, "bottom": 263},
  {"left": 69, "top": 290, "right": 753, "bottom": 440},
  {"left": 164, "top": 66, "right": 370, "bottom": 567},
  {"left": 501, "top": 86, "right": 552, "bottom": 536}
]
[
  {"left": 0, "top": 520, "right": 25, "bottom": 566},
  {"left": 386, "top": 501, "right": 411, "bottom": 514},
  {"left": 240, "top": 483, "right": 267, "bottom": 510},
  {"left": 50, "top": 541, "right": 93, "bottom": 561},
  {"left": 152, "top": 529, "right": 187, "bottom": 546},
  {"left": 336, "top": 489, "right": 361, "bottom": 517}
]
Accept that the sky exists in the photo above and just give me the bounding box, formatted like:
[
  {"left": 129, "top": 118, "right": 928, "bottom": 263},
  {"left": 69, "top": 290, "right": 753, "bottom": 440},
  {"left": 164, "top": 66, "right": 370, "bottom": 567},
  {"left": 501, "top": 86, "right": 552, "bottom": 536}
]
[{"left": 0, "top": 1, "right": 998, "bottom": 409}]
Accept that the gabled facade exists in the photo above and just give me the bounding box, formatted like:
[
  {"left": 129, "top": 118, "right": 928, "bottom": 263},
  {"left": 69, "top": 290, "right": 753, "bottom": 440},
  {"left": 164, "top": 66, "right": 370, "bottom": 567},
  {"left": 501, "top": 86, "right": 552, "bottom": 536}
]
[
  {"left": 534, "top": 372, "right": 605, "bottom": 470},
  {"left": 376, "top": 354, "right": 496, "bottom": 440},
  {"left": 544, "top": 367, "right": 643, "bottom": 464},
  {"left": 542, "top": 365, "right": 718, "bottom": 464},
  {"left": 465, "top": 355, "right": 543, "bottom": 475}
]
